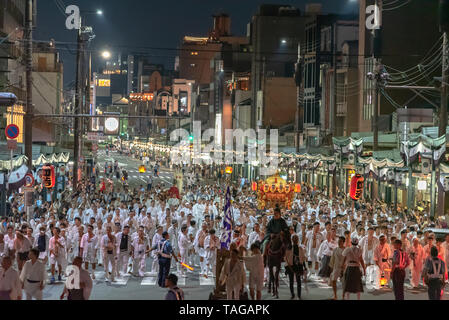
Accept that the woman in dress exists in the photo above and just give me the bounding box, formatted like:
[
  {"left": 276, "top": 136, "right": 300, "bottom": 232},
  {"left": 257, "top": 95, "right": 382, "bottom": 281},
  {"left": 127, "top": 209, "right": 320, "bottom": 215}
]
[{"left": 342, "top": 237, "right": 366, "bottom": 300}]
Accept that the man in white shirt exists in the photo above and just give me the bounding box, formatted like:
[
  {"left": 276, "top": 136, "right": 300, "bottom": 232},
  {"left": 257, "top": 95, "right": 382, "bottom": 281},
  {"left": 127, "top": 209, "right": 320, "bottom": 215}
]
[
  {"left": 204, "top": 228, "right": 220, "bottom": 277},
  {"left": 194, "top": 223, "right": 209, "bottom": 275},
  {"left": 115, "top": 226, "right": 132, "bottom": 277},
  {"left": 80, "top": 225, "right": 99, "bottom": 279},
  {"left": 0, "top": 256, "right": 21, "bottom": 300},
  {"left": 60, "top": 257, "right": 93, "bottom": 300},
  {"left": 20, "top": 248, "right": 46, "bottom": 300},
  {"left": 178, "top": 225, "right": 193, "bottom": 277},
  {"left": 248, "top": 223, "right": 264, "bottom": 249},
  {"left": 306, "top": 222, "right": 324, "bottom": 277}
]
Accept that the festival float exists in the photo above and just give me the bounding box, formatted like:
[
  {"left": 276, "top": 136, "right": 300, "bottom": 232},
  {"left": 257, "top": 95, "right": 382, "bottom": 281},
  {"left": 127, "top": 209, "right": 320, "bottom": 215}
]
[{"left": 252, "top": 172, "right": 301, "bottom": 210}]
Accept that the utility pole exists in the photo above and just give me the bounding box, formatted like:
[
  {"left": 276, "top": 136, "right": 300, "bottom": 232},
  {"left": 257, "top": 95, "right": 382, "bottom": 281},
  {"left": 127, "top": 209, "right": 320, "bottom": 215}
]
[
  {"left": 439, "top": 31, "right": 448, "bottom": 138},
  {"left": 371, "top": 0, "right": 382, "bottom": 152},
  {"left": 331, "top": 23, "right": 337, "bottom": 139},
  {"left": 24, "top": 0, "right": 33, "bottom": 168},
  {"left": 438, "top": 0, "right": 449, "bottom": 217},
  {"left": 294, "top": 43, "right": 303, "bottom": 154},
  {"left": 73, "top": 16, "right": 84, "bottom": 190}
]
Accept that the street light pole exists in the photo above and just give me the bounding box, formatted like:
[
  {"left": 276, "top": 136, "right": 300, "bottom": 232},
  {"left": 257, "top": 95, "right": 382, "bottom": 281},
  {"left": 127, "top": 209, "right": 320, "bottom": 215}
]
[
  {"left": 371, "top": 0, "right": 383, "bottom": 152},
  {"left": 24, "top": 0, "right": 33, "bottom": 168},
  {"left": 73, "top": 16, "right": 84, "bottom": 190}
]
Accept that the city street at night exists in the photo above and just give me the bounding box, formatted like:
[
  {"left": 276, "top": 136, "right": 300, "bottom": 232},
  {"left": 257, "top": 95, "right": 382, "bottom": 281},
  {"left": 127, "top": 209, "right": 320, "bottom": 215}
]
[{"left": 1, "top": 1, "right": 449, "bottom": 313}]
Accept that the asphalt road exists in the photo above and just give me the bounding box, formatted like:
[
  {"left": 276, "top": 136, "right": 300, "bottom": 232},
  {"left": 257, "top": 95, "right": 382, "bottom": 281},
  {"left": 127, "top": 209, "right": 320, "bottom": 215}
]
[
  {"left": 96, "top": 149, "right": 174, "bottom": 189},
  {"left": 39, "top": 256, "right": 446, "bottom": 300},
  {"left": 44, "top": 149, "right": 441, "bottom": 300}
]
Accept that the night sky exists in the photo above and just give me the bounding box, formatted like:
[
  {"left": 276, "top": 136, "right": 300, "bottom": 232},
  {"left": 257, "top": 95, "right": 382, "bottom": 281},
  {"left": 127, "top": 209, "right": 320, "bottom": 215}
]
[{"left": 36, "top": 0, "right": 358, "bottom": 87}]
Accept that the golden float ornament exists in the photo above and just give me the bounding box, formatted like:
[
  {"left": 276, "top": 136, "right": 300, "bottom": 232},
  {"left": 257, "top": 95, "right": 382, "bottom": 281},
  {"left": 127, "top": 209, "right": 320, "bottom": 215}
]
[{"left": 253, "top": 171, "right": 301, "bottom": 211}]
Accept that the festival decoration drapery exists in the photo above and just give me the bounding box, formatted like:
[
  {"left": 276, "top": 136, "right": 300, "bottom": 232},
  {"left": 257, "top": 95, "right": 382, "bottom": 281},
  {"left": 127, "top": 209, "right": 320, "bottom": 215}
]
[
  {"left": 0, "top": 153, "right": 70, "bottom": 171},
  {"left": 332, "top": 137, "right": 364, "bottom": 155},
  {"left": 401, "top": 134, "right": 446, "bottom": 166}
]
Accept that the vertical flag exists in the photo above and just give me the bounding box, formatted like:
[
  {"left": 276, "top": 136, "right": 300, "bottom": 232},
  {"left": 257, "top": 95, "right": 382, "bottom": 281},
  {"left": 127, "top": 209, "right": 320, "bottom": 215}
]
[{"left": 220, "top": 186, "right": 232, "bottom": 249}]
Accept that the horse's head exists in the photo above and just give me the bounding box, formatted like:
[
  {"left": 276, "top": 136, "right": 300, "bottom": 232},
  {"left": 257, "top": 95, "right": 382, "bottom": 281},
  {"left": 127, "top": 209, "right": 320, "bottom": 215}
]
[{"left": 270, "top": 233, "right": 282, "bottom": 251}]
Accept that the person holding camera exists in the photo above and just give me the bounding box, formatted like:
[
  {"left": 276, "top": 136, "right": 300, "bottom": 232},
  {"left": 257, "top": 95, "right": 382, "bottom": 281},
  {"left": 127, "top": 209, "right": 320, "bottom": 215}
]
[{"left": 423, "top": 246, "right": 446, "bottom": 300}]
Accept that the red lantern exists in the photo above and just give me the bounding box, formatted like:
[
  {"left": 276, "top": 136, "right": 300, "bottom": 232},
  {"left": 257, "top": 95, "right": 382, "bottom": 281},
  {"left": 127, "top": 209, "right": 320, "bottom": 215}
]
[
  {"left": 294, "top": 184, "right": 301, "bottom": 193},
  {"left": 350, "top": 174, "right": 364, "bottom": 200},
  {"left": 42, "top": 164, "right": 55, "bottom": 189},
  {"left": 251, "top": 182, "right": 258, "bottom": 191}
]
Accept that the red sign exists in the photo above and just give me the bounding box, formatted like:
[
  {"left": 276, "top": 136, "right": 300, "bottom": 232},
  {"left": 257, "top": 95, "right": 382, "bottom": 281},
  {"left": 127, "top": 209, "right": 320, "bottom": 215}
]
[
  {"left": 25, "top": 173, "right": 35, "bottom": 187},
  {"left": 5, "top": 124, "right": 19, "bottom": 139}
]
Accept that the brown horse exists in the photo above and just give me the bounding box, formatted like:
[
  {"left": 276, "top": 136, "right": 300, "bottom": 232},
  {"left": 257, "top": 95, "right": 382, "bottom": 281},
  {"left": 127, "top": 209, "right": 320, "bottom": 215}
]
[{"left": 263, "top": 232, "right": 287, "bottom": 298}]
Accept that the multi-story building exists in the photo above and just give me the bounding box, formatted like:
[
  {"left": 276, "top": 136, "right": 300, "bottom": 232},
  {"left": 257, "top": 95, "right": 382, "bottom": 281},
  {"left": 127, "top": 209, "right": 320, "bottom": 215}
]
[
  {"left": 249, "top": 4, "right": 306, "bottom": 132},
  {"left": 333, "top": 40, "right": 359, "bottom": 138},
  {"left": 0, "top": 0, "right": 26, "bottom": 146},
  {"left": 301, "top": 10, "right": 358, "bottom": 147},
  {"left": 178, "top": 14, "right": 250, "bottom": 136},
  {"left": 32, "top": 41, "right": 64, "bottom": 144}
]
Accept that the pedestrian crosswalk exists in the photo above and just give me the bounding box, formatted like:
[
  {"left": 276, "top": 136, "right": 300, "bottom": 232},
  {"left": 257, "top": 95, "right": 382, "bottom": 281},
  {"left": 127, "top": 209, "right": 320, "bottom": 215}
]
[
  {"left": 98, "top": 173, "right": 172, "bottom": 180},
  {"left": 77, "top": 270, "right": 216, "bottom": 287},
  {"left": 47, "top": 267, "right": 335, "bottom": 291}
]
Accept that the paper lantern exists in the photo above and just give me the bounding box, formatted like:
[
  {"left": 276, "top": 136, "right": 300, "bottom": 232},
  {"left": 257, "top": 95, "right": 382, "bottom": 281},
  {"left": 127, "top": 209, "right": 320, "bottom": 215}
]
[
  {"left": 225, "top": 166, "right": 233, "bottom": 174},
  {"left": 350, "top": 174, "right": 364, "bottom": 200},
  {"left": 294, "top": 184, "right": 301, "bottom": 193},
  {"left": 42, "top": 165, "right": 55, "bottom": 189},
  {"left": 139, "top": 165, "right": 146, "bottom": 173},
  {"left": 251, "top": 182, "right": 258, "bottom": 191},
  {"left": 380, "top": 274, "right": 387, "bottom": 286}
]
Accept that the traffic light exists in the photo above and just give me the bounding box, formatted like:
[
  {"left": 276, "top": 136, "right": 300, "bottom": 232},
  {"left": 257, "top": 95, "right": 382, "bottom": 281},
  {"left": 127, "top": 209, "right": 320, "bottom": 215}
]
[{"left": 42, "top": 165, "right": 55, "bottom": 189}]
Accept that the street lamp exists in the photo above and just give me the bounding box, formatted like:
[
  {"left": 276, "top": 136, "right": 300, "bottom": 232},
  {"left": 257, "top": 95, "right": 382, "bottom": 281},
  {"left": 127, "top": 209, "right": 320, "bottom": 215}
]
[
  {"left": 101, "top": 50, "right": 111, "bottom": 59},
  {"left": 96, "top": 10, "right": 103, "bottom": 15}
]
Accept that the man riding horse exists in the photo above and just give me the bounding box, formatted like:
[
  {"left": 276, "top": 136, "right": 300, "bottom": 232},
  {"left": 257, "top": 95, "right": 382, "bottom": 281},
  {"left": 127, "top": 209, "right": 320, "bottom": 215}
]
[{"left": 262, "top": 206, "right": 289, "bottom": 251}]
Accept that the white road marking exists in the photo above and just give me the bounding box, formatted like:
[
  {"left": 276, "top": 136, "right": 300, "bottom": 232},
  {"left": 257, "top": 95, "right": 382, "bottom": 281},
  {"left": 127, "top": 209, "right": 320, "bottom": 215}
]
[
  {"left": 113, "top": 275, "right": 130, "bottom": 286},
  {"left": 177, "top": 276, "right": 186, "bottom": 286},
  {"left": 199, "top": 276, "right": 215, "bottom": 286},
  {"left": 141, "top": 277, "right": 157, "bottom": 286}
]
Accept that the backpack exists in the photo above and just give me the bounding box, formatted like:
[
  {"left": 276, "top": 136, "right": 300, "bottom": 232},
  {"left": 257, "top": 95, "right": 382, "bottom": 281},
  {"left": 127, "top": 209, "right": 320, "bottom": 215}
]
[
  {"left": 169, "top": 287, "right": 184, "bottom": 300},
  {"left": 424, "top": 258, "right": 444, "bottom": 285}
]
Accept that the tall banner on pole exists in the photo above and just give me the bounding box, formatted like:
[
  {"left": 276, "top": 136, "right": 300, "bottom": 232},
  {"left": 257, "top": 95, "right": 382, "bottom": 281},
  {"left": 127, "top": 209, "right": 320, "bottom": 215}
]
[{"left": 220, "top": 187, "right": 232, "bottom": 249}]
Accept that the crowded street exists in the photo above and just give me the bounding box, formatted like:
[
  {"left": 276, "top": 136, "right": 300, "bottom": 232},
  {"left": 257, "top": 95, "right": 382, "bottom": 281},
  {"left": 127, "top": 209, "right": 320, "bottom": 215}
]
[
  {"left": 0, "top": 0, "right": 448, "bottom": 307},
  {"left": 1, "top": 144, "right": 449, "bottom": 301}
]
